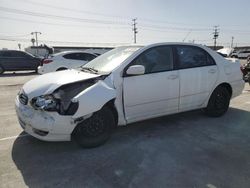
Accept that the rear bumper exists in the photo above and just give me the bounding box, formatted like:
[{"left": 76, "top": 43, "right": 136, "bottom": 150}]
[{"left": 231, "top": 79, "right": 245, "bottom": 98}]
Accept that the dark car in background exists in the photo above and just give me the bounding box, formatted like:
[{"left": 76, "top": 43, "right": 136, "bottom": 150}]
[{"left": 0, "top": 50, "right": 42, "bottom": 74}]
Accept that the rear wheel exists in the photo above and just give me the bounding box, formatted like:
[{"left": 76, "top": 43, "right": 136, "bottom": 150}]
[
  {"left": 72, "top": 107, "right": 115, "bottom": 148},
  {"left": 0, "top": 66, "right": 4, "bottom": 74},
  {"left": 204, "top": 86, "right": 231, "bottom": 117}
]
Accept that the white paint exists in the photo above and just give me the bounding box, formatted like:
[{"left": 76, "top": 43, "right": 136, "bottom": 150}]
[
  {"left": 15, "top": 42, "right": 245, "bottom": 142},
  {"left": 0, "top": 134, "right": 29, "bottom": 141},
  {"left": 37, "top": 51, "right": 97, "bottom": 74}
]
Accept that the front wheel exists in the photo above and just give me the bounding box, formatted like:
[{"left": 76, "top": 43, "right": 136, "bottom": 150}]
[
  {"left": 72, "top": 107, "right": 115, "bottom": 148},
  {"left": 204, "top": 86, "right": 231, "bottom": 117}
]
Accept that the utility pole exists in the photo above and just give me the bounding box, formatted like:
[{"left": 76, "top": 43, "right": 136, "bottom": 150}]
[
  {"left": 132, "top": 18, "right": 138, "bottom": 44},
  {"left": 231, "top": 36, "right": 234, "bottom": 48},
  {"left": 31, "top": 31, "right": 42, "bottom": 46},
  {"left": 213, "top": 26, "right": 219, "bottom": 50}
]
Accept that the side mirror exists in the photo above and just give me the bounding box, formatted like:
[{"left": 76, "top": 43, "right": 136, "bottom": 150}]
[{"left": 126, "top": 65, "right": 145, "bottom": 76}]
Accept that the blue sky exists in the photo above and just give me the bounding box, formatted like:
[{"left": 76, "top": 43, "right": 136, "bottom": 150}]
[{"left": 0, "top": 0, "right": 250, "bottom": 49}]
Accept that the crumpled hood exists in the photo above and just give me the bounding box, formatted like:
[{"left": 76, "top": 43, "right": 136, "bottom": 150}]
[{"left": 22, "top": 69, "right": 100, "bottom": 99}]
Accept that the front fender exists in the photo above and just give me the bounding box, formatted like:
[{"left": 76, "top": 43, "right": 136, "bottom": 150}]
[{"left": 72, "top": 81, "right": 116, "bottom": 118}]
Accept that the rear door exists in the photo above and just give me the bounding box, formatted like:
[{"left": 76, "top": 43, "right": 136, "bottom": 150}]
[{"left": 175, "top": 45, "right": 218, "bottom": 112}]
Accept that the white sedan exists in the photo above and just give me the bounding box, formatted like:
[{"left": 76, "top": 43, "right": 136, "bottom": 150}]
[
  {"left": 37, "top": 51, "right": 98, "bottom": 74},
  {"left": 15, "top": 43, "right": 244, "bottom": 148}
]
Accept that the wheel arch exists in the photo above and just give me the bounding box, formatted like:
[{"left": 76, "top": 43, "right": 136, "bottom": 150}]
[
  {"left": 217, "top": 82, "right": 232, "bottom": 98},
  {"left": 103, "top": 99, "right": 118, "bottom": 126},
  {"left": 203, "top": 82, "right": 232, "bottom": 107}
]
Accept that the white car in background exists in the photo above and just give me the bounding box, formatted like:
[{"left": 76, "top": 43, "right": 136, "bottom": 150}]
[
  {"left": 38, "top": 51, "right": 98, "bottom": 74},
  {"left": 16, "top": 43, "right": 244, "bottom": 148},
  {"left": 231, "top": 49, "right": 250, "bottom": 59}
]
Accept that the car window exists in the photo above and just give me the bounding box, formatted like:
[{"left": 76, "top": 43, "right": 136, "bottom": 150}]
[
  {"left": 84, "top": 53, "right": 96, "bottom": 61},
  {"left": 176, "top": 45, "right": 215, "bottom": 69},
  {"left": 63, "top": 53, "right": 95, "bottom": 61},
  {"left": 11, "top": 51, "right": 29, "bottom": 58},
  {"left": 1, "top": 51, "right": 13, "bottom": 57},
  {"left": 82, "top": 46, "right": 141, "bottom": 73},
  {"left": 132, "top": 46, "right": 173, "bottom": 74},
  {"left": 63, "top": 53, "right": 79, "bottom": 60},
  {"left": 78, "top": 53, "right": 96, "bottom": 61}
]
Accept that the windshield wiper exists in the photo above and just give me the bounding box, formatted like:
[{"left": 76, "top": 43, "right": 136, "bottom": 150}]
[{"left": 81, "top": 67, "right": 98, "bottom": 74}]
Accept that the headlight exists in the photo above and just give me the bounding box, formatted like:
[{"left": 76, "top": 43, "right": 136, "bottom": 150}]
[{"left": 31, "top": 95, "right": 58, "bottom": 111}]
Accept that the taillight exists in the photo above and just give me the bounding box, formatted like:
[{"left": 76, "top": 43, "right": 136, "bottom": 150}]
[{"left": 42, "top": 59, "right": 53, "bottom": 65}]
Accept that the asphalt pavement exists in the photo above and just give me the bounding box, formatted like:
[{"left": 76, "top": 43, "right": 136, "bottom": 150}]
[{"left": 0, "top": 70, "right": 250, "bottom": 188}]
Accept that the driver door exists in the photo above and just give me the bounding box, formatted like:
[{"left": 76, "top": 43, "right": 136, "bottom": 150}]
[{"left": 123, "top": 45, "right": 180, "bottom": 123}]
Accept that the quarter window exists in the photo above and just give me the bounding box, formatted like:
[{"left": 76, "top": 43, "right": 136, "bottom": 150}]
[
  {"left": 176, "top": 46, "right": 213, "bottom": 69},
  {"left": 131, "top": 46, "right": 173, "bottom": 74}
]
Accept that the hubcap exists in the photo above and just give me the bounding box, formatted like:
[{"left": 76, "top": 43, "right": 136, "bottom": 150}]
[
  {"left": 215, "top": 93, "right": 226, "bottom": 110},
  {"left": 80, "top": 114, "right": 106, "bottom": 137}
]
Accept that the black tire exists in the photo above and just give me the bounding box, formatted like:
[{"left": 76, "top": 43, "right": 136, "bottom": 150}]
[
  {"left": 72, "top": 107, "right": 115, "bottom": 148},
  {"left": 204, "top": 86, "right": 231, "bottom": 117},
  {"left": 0, "top": 66, "right": 4, "bottom": 74},
  {"left": 56, "top": 67, "right": 67, "bottom": 71}
]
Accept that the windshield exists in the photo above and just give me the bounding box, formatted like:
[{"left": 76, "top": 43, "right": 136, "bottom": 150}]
[{"left": 82, "top": 46, "right": 141, "bottom": 73}]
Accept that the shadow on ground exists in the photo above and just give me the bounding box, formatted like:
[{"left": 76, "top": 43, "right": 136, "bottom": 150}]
[
  {"left": 0, "top": 71, "right": 37, "bottom": 77},
  {"left": 12, "top": 108, "right": 250, "bottom": 188}
]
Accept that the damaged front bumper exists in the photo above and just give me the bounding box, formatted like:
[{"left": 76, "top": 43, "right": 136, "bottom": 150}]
[{"left": 15, "top": 97, "right": 77, "bottom": 141}]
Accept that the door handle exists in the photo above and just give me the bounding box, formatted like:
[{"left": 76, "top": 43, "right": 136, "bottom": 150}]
[
  {"left": 168, "top": 75, "right": 178, "bottom": 80},
  {"left": 208, "top": 69, "right": 216, "bottom": 74}
]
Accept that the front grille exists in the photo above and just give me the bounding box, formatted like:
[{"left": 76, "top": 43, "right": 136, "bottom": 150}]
[{"left": 19, "top": 93, "right": 28, "bottom": 105}]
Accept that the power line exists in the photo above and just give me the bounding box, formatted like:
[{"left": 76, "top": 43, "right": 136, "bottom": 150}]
[
  {"left": 0, "top": 16, "right": 130, "bottom": 30},
  {"left": 182, "top": 30, "right": 192, "bottom": 42},
  {"left": 0, "top": 6, "right": 130, "bottom": 26},
  {"left": 132, "top": 18, "right": 138, "bottom": 44},
  {"left": 22, "top": 0, "right": 131, "bottom": 22},
  {"left": 140, "top": 24, "right": 211, "bottom": 32},
  {"left": 0, "top": 37, "right": 130, "bottom": 46}
]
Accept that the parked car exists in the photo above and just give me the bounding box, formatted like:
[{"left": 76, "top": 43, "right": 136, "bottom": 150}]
[
  {"left": 217, "top": 47, "right": 234, "bottom": 57},
  {"left": 231, "top": 49, "right": 250, "bottom": 59},
  {"left": 38, "top": 51, "right": 98, "bottom": 74},
  {"left": 0, "top": 50, "right": 41, "bottom": 74},
  {"left": 15, "top": 43, "right": 244, "bottom": 148}
]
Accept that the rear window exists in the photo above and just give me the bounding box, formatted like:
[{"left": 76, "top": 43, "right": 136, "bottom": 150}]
[{"left": 63, "top": 53, "right": 96, "bottom": 61}]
